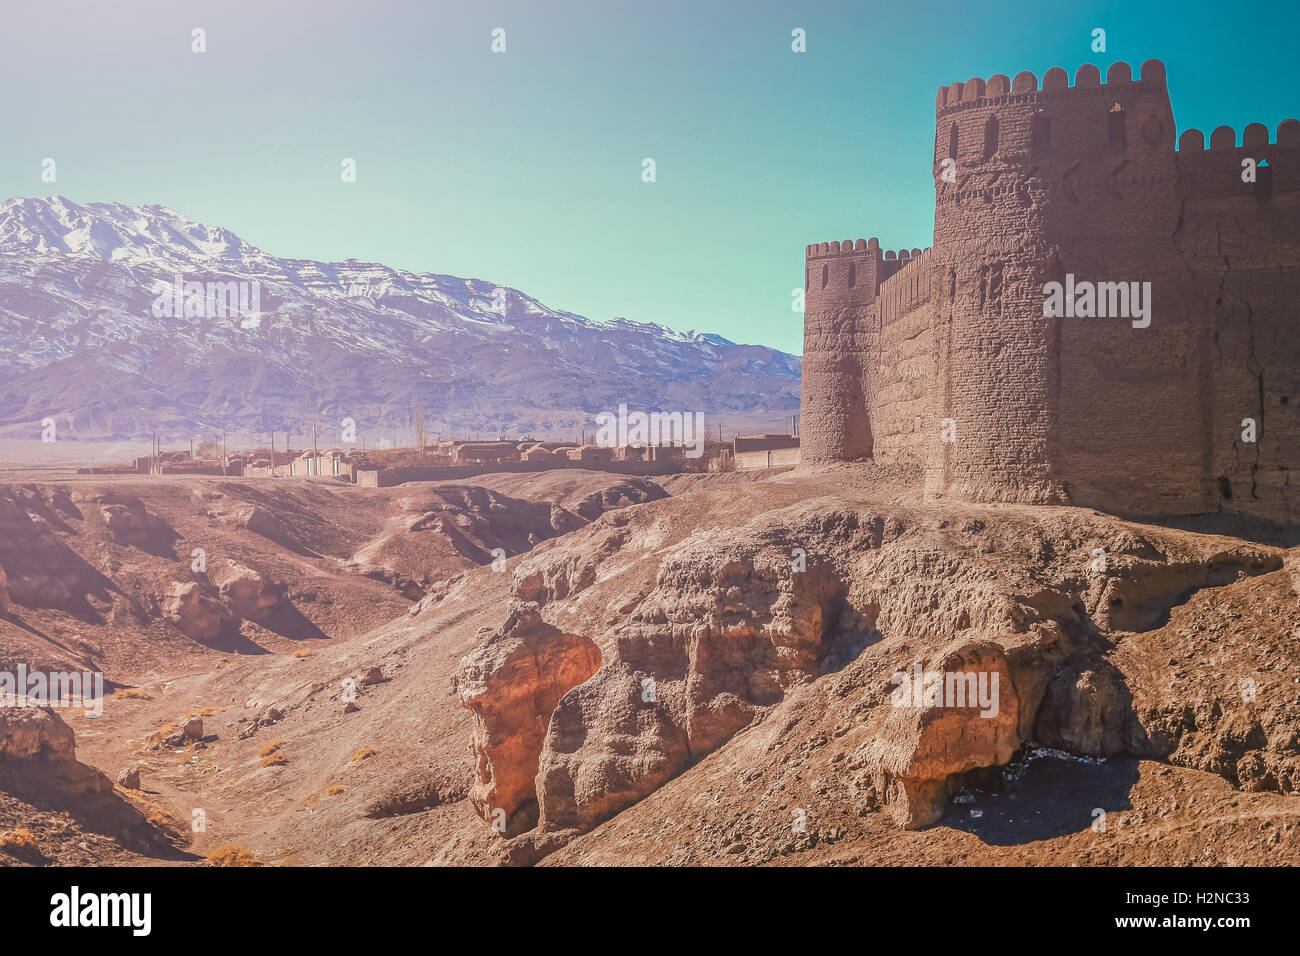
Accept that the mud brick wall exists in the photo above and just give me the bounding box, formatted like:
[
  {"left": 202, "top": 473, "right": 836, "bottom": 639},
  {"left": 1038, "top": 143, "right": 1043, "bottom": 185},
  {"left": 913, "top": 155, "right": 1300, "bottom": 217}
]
[
  {"left": 357, "top": 458, "right": 681, "bottom": 487},
  {"left": 871, "top": 249, "right": 936, "bottom": 465},
  {"left": 799, "top": 59, "right": 1299, "bottom": 523},
  {"left": 735, "top": 447, "right": 803, "bottom": 470},
  {"left": 1175, "top": 122, "right": 1300, "bottom": 523}
]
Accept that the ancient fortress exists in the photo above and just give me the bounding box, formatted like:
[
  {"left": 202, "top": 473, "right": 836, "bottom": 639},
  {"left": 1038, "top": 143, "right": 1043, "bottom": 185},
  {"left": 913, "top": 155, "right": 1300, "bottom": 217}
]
[{"left": 802, "top": 59, "right": 1298, "bottom": 523}]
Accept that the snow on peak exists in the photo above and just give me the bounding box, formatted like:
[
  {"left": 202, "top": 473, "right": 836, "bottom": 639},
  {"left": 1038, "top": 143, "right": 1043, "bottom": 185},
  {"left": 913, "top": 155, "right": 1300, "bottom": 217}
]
[{"left": 0, "top": 196, "right": 260, "bottom": 265}]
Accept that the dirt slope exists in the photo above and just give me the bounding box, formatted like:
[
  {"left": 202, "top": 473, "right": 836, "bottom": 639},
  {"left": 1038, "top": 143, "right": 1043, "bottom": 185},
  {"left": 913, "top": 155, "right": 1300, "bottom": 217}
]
[{"left": 1, "top": 465, "right": 1297, "bottom": 866}]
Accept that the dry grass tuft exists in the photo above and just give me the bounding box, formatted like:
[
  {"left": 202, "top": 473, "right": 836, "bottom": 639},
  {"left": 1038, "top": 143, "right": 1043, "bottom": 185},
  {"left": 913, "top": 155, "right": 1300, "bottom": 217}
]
[
  {"left": 351, "top": 747, "right": 375, "bottom": 762},
  {"left": 185, "top": 705, "right": 225, "bottom": 718},
  {"left": 206, "top": 845, "right": 257, "bottom": 867},
  {"left": 0, "top": 828, "right": 38, "bottom": 853}
]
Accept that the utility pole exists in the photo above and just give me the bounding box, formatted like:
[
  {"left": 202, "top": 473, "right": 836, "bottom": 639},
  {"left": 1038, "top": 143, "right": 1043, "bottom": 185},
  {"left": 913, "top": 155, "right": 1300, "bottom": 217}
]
[
  {"left": 313, "top": 421, "right": 318, "bottom": 476},
  {"left": 270, "top": 431, "right": 275, "bottom": 476}
]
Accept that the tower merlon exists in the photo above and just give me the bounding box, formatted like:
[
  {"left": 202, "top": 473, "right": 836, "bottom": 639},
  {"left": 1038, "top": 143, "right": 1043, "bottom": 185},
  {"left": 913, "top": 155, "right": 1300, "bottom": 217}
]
[
  {"left": 936, "top": 59, "right": 1167, "bottom": 114},
  {"left": 806, "top": 237, "right": 883, "bottom": 260}
]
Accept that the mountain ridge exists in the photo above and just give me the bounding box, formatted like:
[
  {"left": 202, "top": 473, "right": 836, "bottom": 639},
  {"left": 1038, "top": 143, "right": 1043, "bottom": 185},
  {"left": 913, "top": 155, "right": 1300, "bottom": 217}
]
[{"left": 0, "top": 196, "right": 800, "bottom": 444}]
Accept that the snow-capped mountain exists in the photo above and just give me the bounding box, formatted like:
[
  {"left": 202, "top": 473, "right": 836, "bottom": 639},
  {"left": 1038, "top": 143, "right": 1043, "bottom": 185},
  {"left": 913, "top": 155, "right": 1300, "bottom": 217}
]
[{"left": 0, "top": 197, "right": 800, "bottom": 443}]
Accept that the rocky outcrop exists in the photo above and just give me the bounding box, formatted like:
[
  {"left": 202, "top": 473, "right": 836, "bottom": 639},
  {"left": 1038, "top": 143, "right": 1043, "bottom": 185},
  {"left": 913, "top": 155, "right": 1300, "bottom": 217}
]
[
  {"left": 164, "top": 581, "right": 232, "bottom": 640},
  {"left": 513, "top": 525, "right": 631, "bottom": 607},
  {"left": 456, "top": 604, "right": 601, "bottom": 834},
  {"left": 95, "top": 493, "right": 174, "bottom": 550},
  {"left": 868, "top": 640, "right": 1026, "bottom": 827},
  {"left": 1035, "top": 663, "right": 1149, "bottom": 757},
  {"left": 212, "top": 560, "right": 282, "bottom": 621},
  {"left": 535, "top": 528, "right": 846, "bottom": 834},
  {"left": 455, "top": 494, "right": 1296, "bottom": 858},
  {"left": 0, "top": 699, "right": 109, "bottom": 794},
  {"left": 0, "top": 699, "right": 77, "bottom": 759},
  {"left": 231, "top": 505, "right": 295, "bottom": 548},
  {"left": 0, "top": 562, "right": 8, "bottom": 616},
  {"left": 0, "top": 490, "right": 107, "bottom": 609},
  {"left": 1093, "top": 548, "right": 1281, "bottom": 632},
  {"left": 572, "top": 481, "right": 669, "bottom": 521}
]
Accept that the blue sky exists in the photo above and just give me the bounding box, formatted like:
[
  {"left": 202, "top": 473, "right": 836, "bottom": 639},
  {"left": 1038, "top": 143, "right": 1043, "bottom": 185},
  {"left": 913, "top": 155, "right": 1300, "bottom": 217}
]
[{"left": 2, "top": 0, "right": 1295, "bottom": 354}]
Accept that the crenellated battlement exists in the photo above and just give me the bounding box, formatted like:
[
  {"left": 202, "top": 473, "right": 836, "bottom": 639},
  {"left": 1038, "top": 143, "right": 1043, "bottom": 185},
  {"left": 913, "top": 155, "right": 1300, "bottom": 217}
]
[
  {"left": 1174, "top": 118, "right": 1300, "bottom": 201},
  {"left": 806, "top": 237, "right": 882, "bottom": 260},
  {"left": 1177, "top": 119, "right": 1300, "bottom": 152},
  {"left": 806, "top": 238, "right": 923, "bottom": 264},
  {"left": 806, "top": 239, "right": 928, "bottom": 261},
  {"left": 935, "top": 59, "right": 1168, "bottom": 115}
]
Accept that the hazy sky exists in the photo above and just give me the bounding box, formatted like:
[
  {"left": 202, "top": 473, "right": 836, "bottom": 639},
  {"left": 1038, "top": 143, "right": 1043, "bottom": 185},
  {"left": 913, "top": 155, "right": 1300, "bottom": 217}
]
[{"left": 2, "top": 0, "right": 1295, "bottom": 354}]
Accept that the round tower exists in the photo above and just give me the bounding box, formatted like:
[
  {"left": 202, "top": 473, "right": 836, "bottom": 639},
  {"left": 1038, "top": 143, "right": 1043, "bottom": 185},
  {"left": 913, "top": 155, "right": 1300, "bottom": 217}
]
[
  {"left": 800, "top": 239, "right": 883, "bottom": 461},
  {"left": 926, "top": 60, "right": 1212, "bottom": 513}
]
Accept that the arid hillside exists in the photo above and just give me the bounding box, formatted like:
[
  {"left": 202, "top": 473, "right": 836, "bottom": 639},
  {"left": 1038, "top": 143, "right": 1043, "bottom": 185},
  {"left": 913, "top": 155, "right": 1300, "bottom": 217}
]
[{"left": 0, "top": 465, "right": 1296, "bottom": 866}]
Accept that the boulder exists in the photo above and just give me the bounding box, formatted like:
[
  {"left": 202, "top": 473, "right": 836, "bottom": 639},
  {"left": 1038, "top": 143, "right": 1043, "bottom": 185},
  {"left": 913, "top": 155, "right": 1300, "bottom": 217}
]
[
  {"left": 0, "top": 699, "right": 77, "bottom": 760},
  {"left": 117, "top": 767, "right": 141, "bottom": 789},
  {"left": 870, "top": 640, "right": 1023, "bottom": 828},
  {"left": 214, "top": 561, "right": 282, "bottom": 621},
  {"left": 164, "top": 581, "right": 232, "bottom": 641},
  {"left": 97, "top": 494, "right": 164, "bottom": 547}
]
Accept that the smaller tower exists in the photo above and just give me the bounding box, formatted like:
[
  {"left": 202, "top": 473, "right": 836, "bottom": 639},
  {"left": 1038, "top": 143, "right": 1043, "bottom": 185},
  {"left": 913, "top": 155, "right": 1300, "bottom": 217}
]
[{"left": 800, "top": 238, "right": 905, "bottom": 461}]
